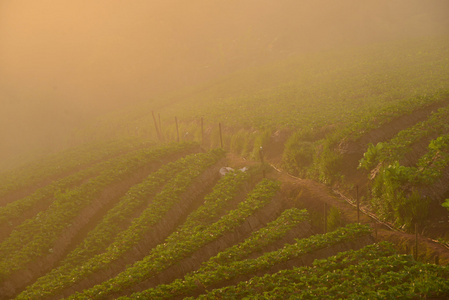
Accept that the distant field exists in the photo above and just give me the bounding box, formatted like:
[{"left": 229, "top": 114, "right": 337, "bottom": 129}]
[{"left": 88, "top": 36, "right": 449, "bottom": 149}]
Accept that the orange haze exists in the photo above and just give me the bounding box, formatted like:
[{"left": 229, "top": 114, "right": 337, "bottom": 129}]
[{"left": 1, "top": 0, "right": 449, "bottom": 169}]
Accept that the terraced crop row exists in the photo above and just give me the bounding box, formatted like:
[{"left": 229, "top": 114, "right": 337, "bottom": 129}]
[
  {"left": 0, "top": 138, "right": 151, "bottom": 202},
  {"left": 0, "top": 142, "right": 198, "bottom": 282},
  {"left": 16, "top": 148, "right": 224, "bottom": 299},
  {"left": 112, "top": 224, "right": 371, "bottom": 299},
  {"left": 69, "top": 177, "right": 280, "bottom": 299},
  {"left": 0, "top": 140, "right": 180, "bottom": 237},
  {"left": 193, "top": 242, "right": 449, "bottom": 299},
  {"left": 359, "top": 104, "right": 449, "bottom": 171},
  {"left": 121, "top": 208, "right": 311, "bottom": 299},
  {"left": 0, "top": 166, "right": 99, "bottom": 237}
]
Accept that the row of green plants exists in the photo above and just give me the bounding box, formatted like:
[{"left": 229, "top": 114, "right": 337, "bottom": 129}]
[
  {"left": 368, "top": 133, "right": 449, "bottom": 230},
  {"left": 15, "top": 149, "right": 221, "bottom": 299},
  {"left": 0, "top": 142, "right": 199, "bottom": 281},
  {"left": 0, "top": 165, "right": 98, "bottom": 229},
  {"left": 117, "top": 224, "right": 370, "bottom": 299},
  {"left": 192, "top": 242, "right": 449, "bottom": 299},
  {"left": 163, "top": 169, "right": 253, "bottom": 240},
  {"left": 191, "top": 242, "right": 396, "bottom": 299},
  {"left": 201, "top": 208, "right": 310, "bottom": 271},
  {"left": 120, "top": 208, "right": 310, "bottom": 299},
  {"left": 0, "top": 138, "right": 150, "bottom": 200},
  {"left": 283, "top": 90, "right": 449, "bottom": 182},
  {"left": 69, "top": 178, "right": 280, "bottom": 299},
  {"left": 0, "top": 140, "right": 162, "bottom": 231},
  {"left": 359, "top": 104, "right": 449, "bottom": 171}
]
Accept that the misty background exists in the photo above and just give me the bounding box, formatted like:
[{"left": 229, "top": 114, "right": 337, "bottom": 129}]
[{"left": 1, "top": 0, "right": 449, "bottom": 170}]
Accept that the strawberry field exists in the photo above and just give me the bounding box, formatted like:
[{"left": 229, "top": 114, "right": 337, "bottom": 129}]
[{"left": 1, "top": 35, "right": 449, "bottom": 299}]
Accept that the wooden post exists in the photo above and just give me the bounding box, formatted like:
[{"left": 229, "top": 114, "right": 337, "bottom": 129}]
[
  {"left": 324, "top": 202, "right": 328, "bottom": 234},
  {"left": 158, "top": 113, "right": 162, "bottom": 140},
  {"left": 201, "top": 117, "right": 204, "bottom": 146},
  {"left": 435, "top": 255, "right": 439, "bottom": 265},
  {"left": 259, "top": 147, "right": 265, "bottom": 178},
  {"left": 356, "top": 185, "right": 360, "bottom": 224},
  {"left": 175, "top": 117, "right": 179, "bottom": 142},
  {"left": 152, "top": 111, "right": 161, "bottom": 141},
  {"left": 219, "top": 123, "right": 223, "bottom": 148},
  {"left": 414, "top": 223, "right": 418, "bottom": 261}
]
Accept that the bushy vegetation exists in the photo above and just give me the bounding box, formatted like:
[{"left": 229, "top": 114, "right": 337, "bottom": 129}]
[{"left": 359, "top": 110, "right": 449, "bottom": 230}]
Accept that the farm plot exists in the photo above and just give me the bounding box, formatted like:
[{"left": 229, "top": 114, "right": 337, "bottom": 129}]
[
  {"left": 2, "top": 141, "right": 448, "bottom": 299},
  {"left": 0, "top": 142, "right": 209, "bottom": 298}
]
